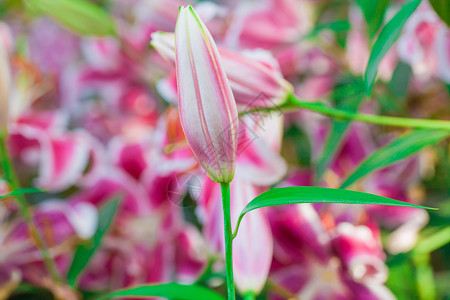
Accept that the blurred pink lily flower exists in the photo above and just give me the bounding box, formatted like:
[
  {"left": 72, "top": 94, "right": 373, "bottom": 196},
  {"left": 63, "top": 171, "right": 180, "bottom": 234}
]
[
  {"left": 151, "top": 31, "right": 292, "bottom": 108},
  {"left": 70, "top": 168, "right": 206, "bottom": 290},
  {"left": 174, "top": 6, "right": 238, "bottom": 184},
  {"left": 397, "top": 1, "right": 450, "bottom": 83},
  {"left": 0, "top": 29, "right": 10, "bottom": 131},
  {"left": 224, "top": 0, "right": 312, "bottom": 50},
  {"left": 0, "top": 200, "right": 97, "bottom": 289},
  {"left": 287, "top": 121, "right": 429, "bottom": 254},
  {"left": 268, "top": 203, "right": 394, "bottom": 300},
  {"left": 59, "top": 132, "right": 209, "bottom": 290},
  {"left": 28, "top": 18, "right": 80, "bottom": 75},
  {"left": 435, "top": 27, "right": 450, "bottom": 83},
  {"left": 8, "top": 112, "right": 92, "bottom": 191}
]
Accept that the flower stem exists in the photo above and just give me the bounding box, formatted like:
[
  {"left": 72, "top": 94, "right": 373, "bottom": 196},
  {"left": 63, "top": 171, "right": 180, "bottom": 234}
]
[
  {"left": 0, "top": 129, "right": 62, "bottom": 282},
  {"left": 220, "top": 182, "right": 235, "bottom": 300},
  {"left": 284, "top": 93, "right": 450, "bottom": 131},
  {"left": 243, "top": 292, "right": 256, "bottom": 300}
]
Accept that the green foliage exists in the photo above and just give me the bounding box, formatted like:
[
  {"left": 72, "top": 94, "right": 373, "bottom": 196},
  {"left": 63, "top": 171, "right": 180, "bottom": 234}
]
[
  {"left": 389, "top": 61, "right": 413, "bottom": 97},
  {"left": 233, "top": 186, "right": 436, "bottom": 238},
  {"left": 0, "top": 188, "right": 43, "bottom": 201},
  {"left": 302, "top": 20, "right": 351, "bottom": 40},
  {"left": 25, "top": 0, "right": 116, "bottom": 36},
  {"left": 429, "top": 0, "right": 450, "bottom": 26},
  {"left": 386, "top": 254, "right": 418, "bottom": 299},
  {"left": 356, "top": 0, "right": 390, "bottom": 38},
  {"left": 365, "top": 0, "right": 422, "bottom": 96},
  {"left": 67, "top": 197, "right": 120, "bottom": 287},
  {"left": 94, "top": 283, "right": 226, "bottom": 300},
  {"left": 282, "top": 125, "right": 312, "bottom": 167},
  {"left": 340, "top": 130, "right": 449, "bottom": 189}
]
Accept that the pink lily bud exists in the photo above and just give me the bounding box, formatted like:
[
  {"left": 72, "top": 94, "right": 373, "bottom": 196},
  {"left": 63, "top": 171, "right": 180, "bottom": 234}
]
[
  {"left": 175, "top": 6, "right": 238, "bottom": 183},
  {"left": 152, "top": 31, "right": 292, "bottom": 108}
]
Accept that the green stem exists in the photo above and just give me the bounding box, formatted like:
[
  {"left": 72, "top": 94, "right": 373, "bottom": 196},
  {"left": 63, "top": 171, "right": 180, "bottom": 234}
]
[
  {"left": 243, "top": 292, "right": 256, "bottom": 300},
  {"left": 220, "top": 182, "right": 235, "bottom": 300},
  {"left": 413, "top": 226, "right": 450, "bottom": 255},
  {"left": 285, "top": 93, "right": 450, "bottom": 131},
  {"left": 413, "top": 253, "right": 436, "bottom": 300},
  {"left": 0, "top": 130, "right": 62, "bottom": 282}
]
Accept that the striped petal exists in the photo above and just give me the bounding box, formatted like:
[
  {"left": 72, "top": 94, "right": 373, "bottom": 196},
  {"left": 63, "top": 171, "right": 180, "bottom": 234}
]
[{"left": 175, "top": 6, "right": 238, "bottom": 183}]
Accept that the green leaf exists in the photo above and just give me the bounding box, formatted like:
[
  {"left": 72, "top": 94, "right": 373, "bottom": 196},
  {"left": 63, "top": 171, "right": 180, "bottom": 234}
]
[
  {"left": 386, "top": 254, "right": 417, "bottom": 299},
  {"left": 0, "top": 188, "right": 43, "bottom": 201},
  {"left": 232, "top": 186, "right": 436, "bottom": 238},
  {"left": 340, "top": 129, "right": 449, "bottom": 189},
  {"left": 303, "top": 20, "right": 351, "bottom": 40},
  {"left": 356, "top": 0, "right": 390, "bottom": 38},
  {"left": 67, "top": 197, "right": 119, "bottom": 287},
  {"left": 25, "top": 0, "right": 116, "bottom": 36},
  {"left": 365, "top": 0, "right": 422, "bottom": 96},
  {"left": 315, "top": 78, "right": 365, "bottom": 181},
  {"left": 389, "top": 61, "right": 412, "bottom": 97},
  {"left": 429, "top": 0, "right": 450, "bottom": 26},
  {"left": 94, "top": 283, "right": 226, "bottom": 300}
]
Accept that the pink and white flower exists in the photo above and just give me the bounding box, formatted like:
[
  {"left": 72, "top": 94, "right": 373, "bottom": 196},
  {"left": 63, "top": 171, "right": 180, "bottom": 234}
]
[{"left": 174, "top": 6, "right": 238, "bottom": 183}]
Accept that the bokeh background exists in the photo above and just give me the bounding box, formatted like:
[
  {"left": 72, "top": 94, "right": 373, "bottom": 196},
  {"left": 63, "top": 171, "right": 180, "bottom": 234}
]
[{"left": 0, "top": 0, "right": 449, "bottom": 299}]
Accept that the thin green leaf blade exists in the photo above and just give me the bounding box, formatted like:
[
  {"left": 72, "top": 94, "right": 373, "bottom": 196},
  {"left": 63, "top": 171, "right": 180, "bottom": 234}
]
[
  {"left": 67, "top": 197, "right": 119, "bottom": 287},
  {"left": 356, "top": 0, "right": 390, "bottom": 38},
  {"left": 25, "top": 0, "right": 116, "bottom": 36},
  {"left": 233, "top": 186, "right": 436, "bottom": 238},
  {"left": 340, "top": 129, "right": 449, "bottom": 189},
  {"left": 365, "top": 0, "right": 422, "bottom": 96},
  {"left": 94, "top": 283, "right": 225, "bottom": 300},
  {"left": 429, "top": 0, "right": 450, "bottom": 26},
  {"left": 303, "top": 20, "right": 351, "bottom": 40},
  {"left": 0, "top": 188, "right": 43, "bottom": 200}
]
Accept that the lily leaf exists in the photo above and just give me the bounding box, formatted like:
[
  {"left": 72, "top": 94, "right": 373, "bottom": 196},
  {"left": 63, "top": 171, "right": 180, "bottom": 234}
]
[
  {"left": 429, "top": 0, "right": 450, "bottom": 26},
  {"left": 341, "top": 130, "right": 449, "bottom": 189},
  {"left": 365, "top": 0, "right": 422, "bottom": 95},
  {"left": 25, "top": 0, "right": 116, "bottom": 36},
  {"left": 67, "top": 197, "right": 120, "bottom": 287},
  {"left": 233, "top": 186, "right": 436, "bottom": 238},
  {"left": 0, "top": 188, "right": 43, "bottom": 201},
  {"left": 94, "top": 283, "right": 225, "bottom": 300}
]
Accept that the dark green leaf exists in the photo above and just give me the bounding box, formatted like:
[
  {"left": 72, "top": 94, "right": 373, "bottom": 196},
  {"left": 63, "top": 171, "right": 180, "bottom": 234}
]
[
  {"left": 67, "top": 197, "right": 119, "bottom": 287},
  {"left": 94, "top": 283, "right": 225, "bottom": 300},
  {"left": 303, "top": 20, "right": 351, "bottom": 40},
  {"left": 233, "top": 186, "right": 436, "bottom": 238},
  {"left": 283, "top": 125, "right": 312, "bottom": 167},
  {"left": 25, "top": 0, "right": 116, "bottom": 36},
  {"left": 340, "top": 129, "right": 449, "bottom": 189},
  {"left": 389, "top": 61, "right": 412, "bottom": 97},
  {"left": 0, "top": 188, "right": 43, "bottom": 201},
  {"left": 429, "top": 0, "right": 450, "bottom": 26},
  {"left": 365, "top": 0, "right": 422, "bottom": 96},
  {"left": 356, "top": 0, "right": 390, "bottom": 38}
]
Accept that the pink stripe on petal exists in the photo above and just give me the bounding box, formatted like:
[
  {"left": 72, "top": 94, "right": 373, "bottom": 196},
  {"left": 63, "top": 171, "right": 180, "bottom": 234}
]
[{"left": 175, "top": 6, "right": 238, "bottom": 183}]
